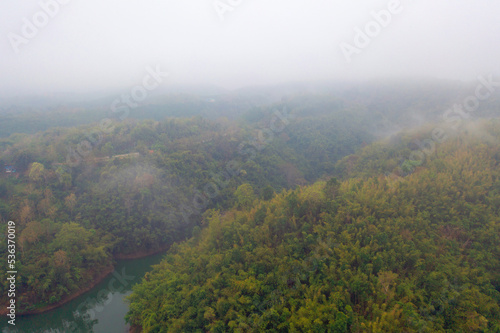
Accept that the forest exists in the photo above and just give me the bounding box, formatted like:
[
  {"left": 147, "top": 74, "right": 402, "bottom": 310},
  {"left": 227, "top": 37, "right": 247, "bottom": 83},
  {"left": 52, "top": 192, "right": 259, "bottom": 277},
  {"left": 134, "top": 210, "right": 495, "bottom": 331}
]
[
  {"left": 0, "top": 92, "right": 376, "bottom": 312},
  {"left": 126, "top": 119, "right": 500, "bottom": 332},
  {"left": 0, "top": 84, "right": 499, "bottom": 331},
  {"left": 2, "top": 0, "right": 500, "bottom": 331}
]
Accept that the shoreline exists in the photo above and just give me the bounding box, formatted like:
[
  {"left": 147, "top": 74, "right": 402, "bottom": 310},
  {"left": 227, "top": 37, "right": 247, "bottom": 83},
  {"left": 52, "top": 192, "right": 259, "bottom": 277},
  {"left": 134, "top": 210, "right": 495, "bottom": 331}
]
[
  {"left": 1, "top": 245, "right": 169, "bottom": 316},
  {"left": 15, "top": 265, "right": 115, "bottom": 316}
]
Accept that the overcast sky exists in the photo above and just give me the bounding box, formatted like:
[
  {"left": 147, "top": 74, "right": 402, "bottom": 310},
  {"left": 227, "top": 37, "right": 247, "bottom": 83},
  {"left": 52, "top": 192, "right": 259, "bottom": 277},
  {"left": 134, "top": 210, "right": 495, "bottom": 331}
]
[{"left": 0, "top": 0, "right": 499, "bottom": 95}]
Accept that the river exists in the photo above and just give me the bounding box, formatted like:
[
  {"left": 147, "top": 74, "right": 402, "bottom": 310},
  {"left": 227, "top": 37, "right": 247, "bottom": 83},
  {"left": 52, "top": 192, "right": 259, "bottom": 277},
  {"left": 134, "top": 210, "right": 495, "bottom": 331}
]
[{"left": 0, "top": 251, "right": 166, "bottom": 333}]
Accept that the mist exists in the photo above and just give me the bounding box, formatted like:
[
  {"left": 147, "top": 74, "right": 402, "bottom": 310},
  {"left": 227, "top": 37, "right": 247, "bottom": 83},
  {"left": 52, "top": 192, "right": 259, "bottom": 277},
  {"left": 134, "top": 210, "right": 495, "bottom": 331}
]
[{"left": 1, "top": 0, "right": 499, "bottom": 96}]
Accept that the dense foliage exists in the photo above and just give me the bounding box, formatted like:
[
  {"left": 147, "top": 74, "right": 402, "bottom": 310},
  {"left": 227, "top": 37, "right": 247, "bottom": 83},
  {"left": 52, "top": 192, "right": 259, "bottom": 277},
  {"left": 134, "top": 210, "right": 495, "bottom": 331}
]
[
  {"left": 0, "top": 98, "right": 372, "bottom": 312},
  {"left": 1, "top": 84, "right": 498, "bottom": 319},
  {"left": 127, "top": 120, "right": 500, "bottom": 332}
]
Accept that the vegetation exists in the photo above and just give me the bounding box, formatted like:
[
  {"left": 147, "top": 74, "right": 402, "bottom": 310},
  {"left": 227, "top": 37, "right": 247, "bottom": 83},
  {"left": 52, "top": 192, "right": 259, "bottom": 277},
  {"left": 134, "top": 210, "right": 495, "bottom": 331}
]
[
  {"left": 126, "top": 119, "right": 500, "bottom": 332},
  {"left": 0, "top": 98, "right": 372, "bottom": 312},
  {"left": 1, "top": 86, "right": 499, "bottom": 328}
]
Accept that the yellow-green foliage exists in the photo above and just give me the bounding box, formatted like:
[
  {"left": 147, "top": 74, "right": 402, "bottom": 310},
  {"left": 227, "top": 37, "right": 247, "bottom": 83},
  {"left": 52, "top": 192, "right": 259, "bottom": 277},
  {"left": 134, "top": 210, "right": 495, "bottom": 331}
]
[{"left": 127, "top": 121, "right": 500, "bottom": 332}]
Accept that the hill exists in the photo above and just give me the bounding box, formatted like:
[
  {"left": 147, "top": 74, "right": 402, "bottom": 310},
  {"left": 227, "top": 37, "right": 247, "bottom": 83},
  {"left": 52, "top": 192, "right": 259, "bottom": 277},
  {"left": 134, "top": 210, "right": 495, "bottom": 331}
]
[
  {"left": 126, "top": 119, "right": 500, "bottom": 332},
  {"left": 0, "top": 99, "right": 372, "bottom": 313}
]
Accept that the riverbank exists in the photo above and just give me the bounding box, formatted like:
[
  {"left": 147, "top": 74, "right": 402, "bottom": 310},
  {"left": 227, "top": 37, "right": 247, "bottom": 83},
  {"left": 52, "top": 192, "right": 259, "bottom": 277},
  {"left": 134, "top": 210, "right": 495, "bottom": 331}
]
[
  {"left": 1, "top": 246, "right": 169, "bottom": 317},
  {"left": 122, "top": 247, "right": 171, "bottom": 333},
  {"left": 0, "top": 264, "right": 115, "bottom": 316}
]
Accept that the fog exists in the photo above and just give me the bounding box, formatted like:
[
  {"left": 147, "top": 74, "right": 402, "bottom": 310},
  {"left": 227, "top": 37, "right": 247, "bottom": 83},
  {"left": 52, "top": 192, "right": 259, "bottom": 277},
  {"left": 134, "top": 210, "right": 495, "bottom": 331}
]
[{"left": 1, "top": 0, "right": 499, "bottom": 96}]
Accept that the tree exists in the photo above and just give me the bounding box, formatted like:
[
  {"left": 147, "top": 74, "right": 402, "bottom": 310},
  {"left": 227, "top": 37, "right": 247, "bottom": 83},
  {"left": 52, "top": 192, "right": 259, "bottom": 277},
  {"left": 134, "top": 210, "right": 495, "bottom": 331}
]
[
  {"left": 19, "top": 203, "right": 33, "bottom": 225},
  {"left": 324, "top": 177, "right": 340, "bottom": 198},
  {"left": 261, "top": 185, "right": 275, "bottom": 201},
  {"left": 101, "top": 142, "right": 114, "bottom": 157},
  {"left": 29, "top": 162, "right": 46, "bottom": 183},
  {"left": 234, "top": 183, "right": 255, "bottom": 209},
  {"left": 56, "top": 166, "right": 72, "bottom": 189},
  {"left": 64, "top": 193, "right": 77, "bottom": 216},
  {"left": 378, "top": 271, "right": 398, "bottom": 301},
  {"left": 53, "top": 222, "right": 91, "bottom": 255}
]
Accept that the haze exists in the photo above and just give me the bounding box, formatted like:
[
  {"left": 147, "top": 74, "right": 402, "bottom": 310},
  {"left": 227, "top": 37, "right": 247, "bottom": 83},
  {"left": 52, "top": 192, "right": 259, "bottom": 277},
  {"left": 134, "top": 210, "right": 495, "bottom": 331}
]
[{"left": 1, "top": 0, "right": 499, "bottom": 96}]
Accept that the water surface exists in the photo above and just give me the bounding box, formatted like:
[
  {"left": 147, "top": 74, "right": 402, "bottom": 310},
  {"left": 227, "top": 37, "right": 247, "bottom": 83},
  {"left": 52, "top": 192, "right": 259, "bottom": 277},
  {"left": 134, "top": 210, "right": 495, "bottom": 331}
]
[{"left": 1, "top": 251, "right": 165, "bottom": 333}]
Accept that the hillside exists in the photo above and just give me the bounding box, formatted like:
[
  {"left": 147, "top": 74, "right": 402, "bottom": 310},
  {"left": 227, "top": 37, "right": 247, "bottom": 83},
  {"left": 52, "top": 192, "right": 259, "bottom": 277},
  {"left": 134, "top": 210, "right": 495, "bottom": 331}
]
[
  {"left": 126, "top": 119, "right": 500, "bottom": 332},
  {"left": 0, "top": 99, "right": 372, "bottom": 313}
]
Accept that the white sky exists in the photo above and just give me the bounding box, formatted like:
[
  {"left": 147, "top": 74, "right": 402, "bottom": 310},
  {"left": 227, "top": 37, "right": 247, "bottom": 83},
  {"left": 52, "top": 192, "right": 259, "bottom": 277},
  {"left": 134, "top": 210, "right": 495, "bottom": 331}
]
[{"left": 0, "top": 0, "right": 499, "bottom": 95}]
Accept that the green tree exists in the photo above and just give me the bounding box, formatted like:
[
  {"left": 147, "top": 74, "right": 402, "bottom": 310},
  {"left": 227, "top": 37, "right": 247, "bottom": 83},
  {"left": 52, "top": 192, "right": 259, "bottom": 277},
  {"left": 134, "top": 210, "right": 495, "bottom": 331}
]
[
  {"left": 101, "top": 142, "right": 114, "bottom": 157},
  {"left": 29, "top": 162, "right": 45, "bottom": 183},
  {"left": 234, "top": 183, "right": 255, "bottom": 209},
  {"left": 261, "top": 185, "right": 275, "bottom": 201}
]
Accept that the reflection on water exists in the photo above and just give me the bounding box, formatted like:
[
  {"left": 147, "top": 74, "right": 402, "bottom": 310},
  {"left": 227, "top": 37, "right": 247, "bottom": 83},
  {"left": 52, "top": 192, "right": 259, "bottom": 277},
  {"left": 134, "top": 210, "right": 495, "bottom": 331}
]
[{"left": 1, "top": 251, "right": 165, "bottom": 333}]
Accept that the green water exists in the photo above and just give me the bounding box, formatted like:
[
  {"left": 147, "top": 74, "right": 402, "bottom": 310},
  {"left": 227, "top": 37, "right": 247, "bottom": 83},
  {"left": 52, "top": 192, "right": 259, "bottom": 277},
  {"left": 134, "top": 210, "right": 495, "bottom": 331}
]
[{"left": 1, "top": 251, "right": 166, "bottom": 333}]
